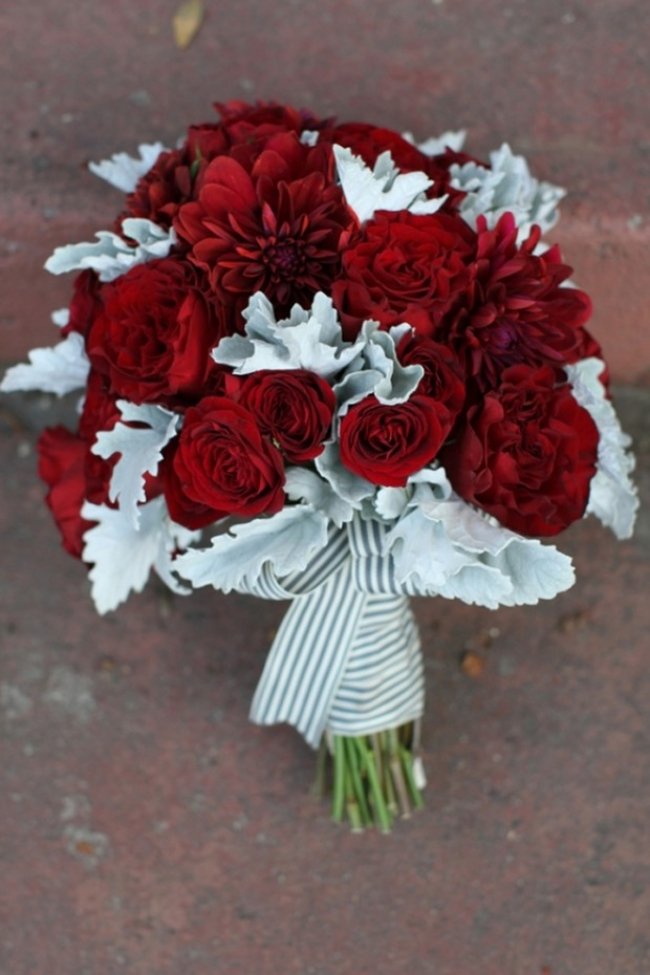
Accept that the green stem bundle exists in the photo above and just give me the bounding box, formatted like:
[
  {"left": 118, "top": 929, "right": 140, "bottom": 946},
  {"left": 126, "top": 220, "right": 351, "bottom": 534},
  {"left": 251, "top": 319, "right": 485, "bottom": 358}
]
[{"left": 318, "top": 723, "right": 425, "bottom": 832}]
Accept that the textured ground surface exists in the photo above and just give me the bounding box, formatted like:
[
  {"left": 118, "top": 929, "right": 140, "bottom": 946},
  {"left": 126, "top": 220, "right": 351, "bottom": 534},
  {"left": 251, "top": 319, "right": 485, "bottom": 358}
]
[
  {"left": 1, "top": 1, "right": 649, "bottom": 973},
  {"left": 1, "top": 388, "right": 649, "bottom": 975}
]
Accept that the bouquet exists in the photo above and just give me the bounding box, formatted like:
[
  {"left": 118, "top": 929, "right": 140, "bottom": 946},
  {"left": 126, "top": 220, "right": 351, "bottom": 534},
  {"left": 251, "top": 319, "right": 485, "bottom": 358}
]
[{"left": 2, "top": 101, "right": 637, "bottom": 831}]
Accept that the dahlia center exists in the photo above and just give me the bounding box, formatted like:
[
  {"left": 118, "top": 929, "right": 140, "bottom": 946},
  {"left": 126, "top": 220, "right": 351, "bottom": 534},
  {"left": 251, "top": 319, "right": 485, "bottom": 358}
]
[{"left": 263, "top": 237, "right": 307, "bottom": 280}]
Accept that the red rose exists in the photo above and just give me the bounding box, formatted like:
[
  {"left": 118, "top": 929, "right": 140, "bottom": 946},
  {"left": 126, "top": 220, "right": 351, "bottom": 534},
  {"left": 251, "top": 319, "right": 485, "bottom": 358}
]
[
  {"left": 37, "top": 427, "right": 92, "bottom": 558},
  {"left": 397, "top": 334, "right": 466, "bottom": 437},
  {"left": 332, "top": 210, "right": 475, "bottom": 339},
  {"left": 339, "top": 394, "right": 446, "bottom": 487},
  {"left": 60, "top": 270, "right": 102, "bottom": 338},
  {"left": 240, "top": 369, "right": 335, "bottom": 463},
  {"left": 449, "top": 213, "right": 592, "bottom": 390},
  {"left": 441, "top": 364, "right": 599, "bottom": 537},
  {"left": 87, "top": 258, "right": 226, "bottom": 408},
  {"left": 165, "top": 397, "right": 285, "bottom": 528},
  {"left": 174, "top": 132, "right": 355, "bottom": 317}
]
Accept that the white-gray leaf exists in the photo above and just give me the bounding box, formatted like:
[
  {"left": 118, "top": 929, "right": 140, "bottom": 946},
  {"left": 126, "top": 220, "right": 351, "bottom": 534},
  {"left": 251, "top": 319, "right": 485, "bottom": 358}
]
[
  {"left": 215, "top": 291, "right": 363, "bottom": 379},
  {"left": 0, "top": 332, "right": 89, "bottom": 396},
  {"left": 566, "top": 358, "right": 638, "bottom": 539},
  {"left": 333, "top": 144, "right": 436, "bottom": 223},
  {"left": 91, "top": 401, "right": 181, "bottom": 528},
  {"left": 284, "top": 468, "right": 355, "bottom": 527},
  {"left": 450, "top": 143, "right": 566, "bottom": 240},
  {"left": 45, "top": 219, "right": 176, "bottom": 282},
  {"left": 315, "top": 442, "right": 376, "bottom": 506},
  {"left": 402, "top": 129, "right": 467, "bottom": 156},
  {"left": 174, "top": 505, "right": 330, "bottom": 593},
  {"left": 88, "top": 142, "right": 166, "bottom": 193},
  {"left": 81, "top": 497, "right": 199, "bottom": 614}
]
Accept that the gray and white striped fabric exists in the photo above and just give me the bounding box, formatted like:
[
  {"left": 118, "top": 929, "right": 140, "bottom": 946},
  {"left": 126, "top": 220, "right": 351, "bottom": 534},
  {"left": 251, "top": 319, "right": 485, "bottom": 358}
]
[{"left": 247, "top": 515, "right": 425, "bottom": 748}]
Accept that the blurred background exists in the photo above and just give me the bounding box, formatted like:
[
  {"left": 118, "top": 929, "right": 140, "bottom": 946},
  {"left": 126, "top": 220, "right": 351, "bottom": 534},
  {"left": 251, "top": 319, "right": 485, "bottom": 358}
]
[
  {"left": 1, "top": 0, "right": 649, "bottom": 381},
  {"left": 1, "top": 3, "right": 648, "bottom": 974}
]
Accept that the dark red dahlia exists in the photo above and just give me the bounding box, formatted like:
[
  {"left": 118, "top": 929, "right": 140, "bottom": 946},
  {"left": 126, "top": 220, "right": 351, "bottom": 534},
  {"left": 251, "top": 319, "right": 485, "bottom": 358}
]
[
  {"left": 174, "top": 131, "right": 356, "bottom": 316},
  {"left": 447, "top": 213, "right": 592, "bottom": 391},
  {"left": 122, "top": 101, "right": 328, "bottom": 231}
]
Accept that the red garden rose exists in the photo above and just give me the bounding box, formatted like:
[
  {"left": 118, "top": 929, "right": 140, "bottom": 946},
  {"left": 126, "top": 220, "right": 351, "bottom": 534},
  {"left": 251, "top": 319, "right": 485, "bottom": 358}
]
[
  {"left": 332, "top": 210, "right": 475, "bottom": 339},
  {"left": 441, "top": 364, "right": 599, "bottom": 537},
  {"left": 60, "top": 270, "right": 102, "bottom": 339},
  {"left": 240, "top": 369, "right": 335, "bottom": 463},
  {"left": 397, "top": 333, "right": 466, "bottom": 436},
  {"left": 164, "top": 397, "right": 285, "bottom": 529},
  {"left": 339, "top": 394, "right": 446, "bottom": 487},
  {"left": 87, "top": 257, "right": 226, "bottom": 408},
  {"left": 448, "top": 213, "right": 592, "bottom": 391},
  {"left": 174, "top": 131, "right": 355, "bottom": 318}
]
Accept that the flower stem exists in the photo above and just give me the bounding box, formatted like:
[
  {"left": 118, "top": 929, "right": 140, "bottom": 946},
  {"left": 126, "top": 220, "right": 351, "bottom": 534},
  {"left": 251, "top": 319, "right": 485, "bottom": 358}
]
[{"left": 324, "top": 723, "right": 425, "bottom": 832}]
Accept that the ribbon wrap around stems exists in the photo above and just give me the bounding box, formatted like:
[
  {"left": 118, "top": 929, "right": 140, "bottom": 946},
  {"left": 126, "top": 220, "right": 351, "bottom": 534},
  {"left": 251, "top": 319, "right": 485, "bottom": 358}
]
[{"left": 245, "top": 515, "right": 425, "bottom": 749}]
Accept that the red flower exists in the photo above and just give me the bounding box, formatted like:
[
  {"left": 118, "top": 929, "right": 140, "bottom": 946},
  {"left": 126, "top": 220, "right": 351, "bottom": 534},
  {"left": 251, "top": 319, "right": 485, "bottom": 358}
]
[
  {"left": 441, "top": 364, "right": 599, "bottom": 537},
  {"left": 332, "top": 210, "right": 475, "bottom": 339},
  {"left": 122, "top": 146, "right": 193, "bottom": 230},
  {"left": 240, "top": 369, "right": 335, "bottom": 463},
  {"left": 122, "top": 101, "right": 325, "bottom": 230},
  {"left": 339, "top": 394, "right": 446, "bottom": 487},
  {"left": 174, "top": 132, "right": 355, "bottom": 317},
  {"left": 320, "top": 122, "right": 433, "bottom": 175},
  {"left": 37, "top": 427, "right": 92, "bottom": 558},
  {"left": 450, "top": 213, "right": 592, "bottom": 391},
  {"left": 397, "top": 333, "right": 466, "bottom": 436},
  {"left": 86, "top": 258, "right": 226, "bottom": 408},
  {"left": 164, "top": 397, "right": 285, "bottom": 529},
  {"left": 60, "top": 270, "right": 102, "bottom": 338}
]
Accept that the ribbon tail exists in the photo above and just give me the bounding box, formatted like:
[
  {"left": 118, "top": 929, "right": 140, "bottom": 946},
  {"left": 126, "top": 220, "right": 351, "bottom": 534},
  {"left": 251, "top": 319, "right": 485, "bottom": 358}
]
[{"left": 249, "top": 560, "right": 367, "bottom": 748}]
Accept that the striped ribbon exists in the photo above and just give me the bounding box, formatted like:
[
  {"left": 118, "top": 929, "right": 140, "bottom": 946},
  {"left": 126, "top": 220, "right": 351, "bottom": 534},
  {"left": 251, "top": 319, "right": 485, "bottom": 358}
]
[{"left": 247, "top": 515, "right": 425, "bottom": 748}]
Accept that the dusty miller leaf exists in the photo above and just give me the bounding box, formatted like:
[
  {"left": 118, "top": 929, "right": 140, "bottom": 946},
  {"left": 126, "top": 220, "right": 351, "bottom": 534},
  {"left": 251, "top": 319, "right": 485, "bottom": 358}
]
[
  {"left": 566, "top": 358, "right": 638, "bottom": 539},
  {"left": 45, "top": 218, "right": 176, "bottom": 283},
  {"left": 88, "top": 143, "right": 166, "bottom": 193},
  {"left": 81, "top": 497, "right": 199, "bottom": 614},
  {"left": 174, "top": 505, "right": 330, "bottom": 593},
  {"left": 0, "top": 333, "right": 89, "bottom": 396},
  {"left": 92, "top": 401, "right": 181, "bottom": 528}
]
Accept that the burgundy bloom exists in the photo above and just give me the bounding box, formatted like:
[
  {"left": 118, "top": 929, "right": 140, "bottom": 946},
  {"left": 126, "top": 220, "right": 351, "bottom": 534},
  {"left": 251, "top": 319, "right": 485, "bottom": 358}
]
[
  {"left": 397, "top": 333, "right": 466, "bottom": 436},
  {"left": 240, "top": 369, "right": 335, "bottom": 463},
  {"left": 449, "top": 213, "right": 592, "bottom": 391},
  {"left": 332, "top": 210, "right": 475, "bottom": 339},
  {"left": 60, "top": 270, "right": 102, "bottom": 339},
  {"left": 339, "top": 394, "right": 446, "bottom": 487},
  {"left": 86, "top": 257, "right": 227, "bottom": 408},
  {"left": 320, "top": 122, "right": 433, "bottom": 175},
  {"left": 174, "top": 131, "right": 356, "bottom": 317},
  {"left": 37, "top": 427, "right": 93, "bottom": 558},
  {"left": 122, "top": 146, "right": 193, "bottom": 230},
  {"left": 441, "top": 364, "right": 599, "bottom": 537},
  {"left": 164, "top": 397, "right": 285, "bottom": 529}
]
